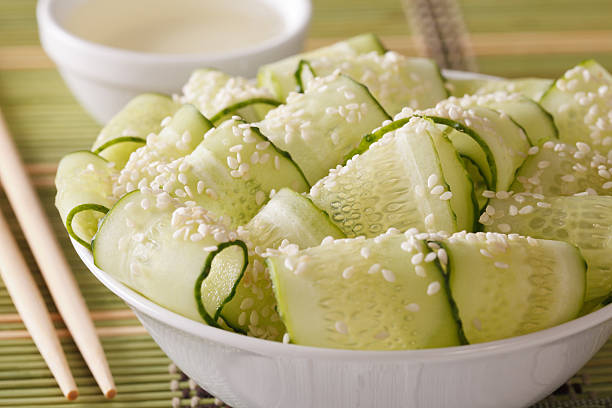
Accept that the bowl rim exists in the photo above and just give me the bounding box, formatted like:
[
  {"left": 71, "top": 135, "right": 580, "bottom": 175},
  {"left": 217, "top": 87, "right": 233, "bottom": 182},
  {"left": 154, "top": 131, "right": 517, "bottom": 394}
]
[
  {"left": 71, "top": 67, "right": 612, "bottom": 361},
  {"left": 37, "top": 0, "right": 312, "bottom": 62}
]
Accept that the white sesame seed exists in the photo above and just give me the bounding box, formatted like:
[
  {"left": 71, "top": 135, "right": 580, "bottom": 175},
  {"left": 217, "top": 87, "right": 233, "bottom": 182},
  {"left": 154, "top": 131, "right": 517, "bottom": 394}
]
[
  {"left": 527, "top": 146, "right": 540, "bottom": 155},
  {"left": 411, "top": 252, "right": 424, "bottom": 264},
  {"left": 430, "top": 185, "right": 445, "bottom": 195},
  {"left": 405, "top": 303, "right": 420, "bottom": 312},
  {"left": 282, "top": 333, "right": 290, "bottom": 344},
  {"left": 140, "top": 198, "right": 150, "bottom": 210},
  {"left": 360, "top": 247, "right": 371, "bottom": 259},
  {"left": 537, "top": 161, "right": 551, "bottom": 169},
  {"left": 437, "top": 248, "right": 448, "bottom": 265},
  {"left": 424, "top": 252, "right": 437, "bottom": 263},
  {"left": 424, "top": 213, "right": 435, "bottom": 226},
  {"left": 482, "top": 190, "right": 496, "bottom": 198},
  {"left": 368, "top": 263, "right": 381, "bottom": 274},
  {"left": 561, "top": 175, "right": 575, "bottom": 182},
  {"left": 440, "top": 191, "right": 453, "bottom": 200},
  {"left": 382, "top": 269, "right": 396, "bottom": 282},
  {"left": 427, "top": 281, "right": 441, "bottom": 295},
  {"left": 480, "top": 248, "right": 493, "bottom": 258},
  {"left": 274, "top": 156, "right": 281, "bottom": 170},
  {"left": 335, "top": 321, "right": 348, "bottom": 334},
  {"left": 519, "top": 205, "right": 534, "bottom": 215},
  {"left": 497, "top": 223, "right": 511, "bottom": 233},
  {"left": 415, "top": 265, "right": 426, "bottom": 277},
  {"left": 255, "top": 191, "right": 266, "bottom": 206},
  {"left": 494, "top": 261, "right": 509, "bottom": 269},
  {"left": 495, "top": 191, "right": 510, "bottom": 199},
  {"left": 342, "top": 266, "right": 355, "bottom": 279},
  {"left": 250, "top": 311, "right": 259, "bottom": 326},
  {"left": 240, "top": 298, "right": 254, "bottom": 310},
  {"left": 427, "top": 174, "right": 439, "bottom": 189},
  {"left": 203, "top": 245, "right": 218, "bottom": 252}
]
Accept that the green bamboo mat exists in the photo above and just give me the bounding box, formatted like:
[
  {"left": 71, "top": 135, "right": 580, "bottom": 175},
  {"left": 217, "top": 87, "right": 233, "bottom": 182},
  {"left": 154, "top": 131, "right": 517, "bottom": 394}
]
[{"left": 1, "top": 0, "right": 612, "bottom": 407}]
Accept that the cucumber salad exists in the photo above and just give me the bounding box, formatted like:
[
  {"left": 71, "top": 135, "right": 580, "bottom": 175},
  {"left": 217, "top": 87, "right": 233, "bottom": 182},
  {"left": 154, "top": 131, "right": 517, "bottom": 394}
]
[{"left": 56, "top": 33, "right": 612, "bottom": 350}]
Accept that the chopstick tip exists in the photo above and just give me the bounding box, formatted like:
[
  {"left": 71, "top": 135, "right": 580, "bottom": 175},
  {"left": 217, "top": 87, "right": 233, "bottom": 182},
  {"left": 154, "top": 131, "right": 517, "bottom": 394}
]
[
  {"left": 105, "top": 388, "right": 117, "bottom": 399},
  {"left": 66, "top": 389, "right": 79, "bottom": 401}
]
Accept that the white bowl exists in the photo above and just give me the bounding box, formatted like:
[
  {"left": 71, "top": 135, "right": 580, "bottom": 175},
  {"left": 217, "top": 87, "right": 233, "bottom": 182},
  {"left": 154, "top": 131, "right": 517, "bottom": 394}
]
[
  {"left": 36, "top": 0, "right": 311, "bottom": 124},
  {"left": 72, "top": 238, "right": 612, "bottom": 408}
]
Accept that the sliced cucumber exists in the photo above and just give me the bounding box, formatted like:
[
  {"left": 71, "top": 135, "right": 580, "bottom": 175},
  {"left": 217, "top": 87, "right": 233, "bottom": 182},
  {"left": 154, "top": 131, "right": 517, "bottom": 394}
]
[
  {"left": 306, "top": 51, "right": 447, "bottom": 115},
  {"left": 462, "top": 156, "right": 488, "bottom": 211},
  {"left": 310, "top": 117, "right": 472, "bottom": 236},
  {"left": 258, "top": 73, "right": 390, "bottom": 184},
  {"left": 92, "top": 93, "right": 180, "bottom": 151},
  {"left": 449, "top": 92, "right": 558, "bottom": 146},
  {"left": 267, "top": 231, "right": 461, "bottom": 350},
  {"left": 512, "top": 140, "right": 612, "bottom": 196},
  {"left": 206, "top": 188, "right": 345, "bottom": 339},
  {"left": 93, "top": 137, "right": 146, "bottom": 169},
  {"left": 181, "top": 69, "right": 279, "bottom": 125},
  {"left": 257, "top": 33, "right": 385, "bottom": 101},
  {"left": 114, "top": 104, "right": 213, "bottom": 198},
  {"left": 443, "top": 232, "right": 585, "bottom": 344},
  {"left": 410, "top": 101, "right": 530, "bottom": 191},
  {"left": 447, "top": 77, "right": 553, "bottom": 101},
  {"left": 92, "top": 190, "right": 246, "bottom": 324},
  {"left": 540, "top": 60, "right": 612, "bottom": 147},
  {"left": 55, "top": 151, "right": 115, "bottom": 249},
  {"left": 151, "top": 119, "right": 309, "bottom": 227},
  {"left": 482, "top": 194, "right": 612, "bottom": 304}
]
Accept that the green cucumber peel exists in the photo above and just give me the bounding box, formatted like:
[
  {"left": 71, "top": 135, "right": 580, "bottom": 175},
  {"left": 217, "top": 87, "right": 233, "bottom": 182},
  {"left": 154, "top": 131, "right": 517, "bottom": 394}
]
[
  {"left": 92, "top": 136, "right": 146, "bottom": 155},
  {"left": 294, "top": 60, "right": 316, "bottom": 93},
  {"left": 194, "top": 240, "right": 249, "bottom": 328},
  {"left": 344, "top": 118, "right": 410, "bottom": 161},
  {"left": 209, "top": 98, "right": 281, "bottom": 125},
  {"left": 66, "top": 203, "right": 110, "bottom": 250}
]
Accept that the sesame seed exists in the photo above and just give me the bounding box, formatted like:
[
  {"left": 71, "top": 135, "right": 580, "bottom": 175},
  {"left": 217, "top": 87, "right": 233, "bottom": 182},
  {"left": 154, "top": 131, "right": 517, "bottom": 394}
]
[
  {"left": 360, "top": 247, "right": 371, "bottom": 259},
  {"left": 603, "top": 181, "right": 612, "bottom": 189},
  {"left": 282, "top": 333, "right": 290, "bottom": 344},
  {"left": 405, "top": 303, "right": 420, "bottom": 312},
  {"left": 427, "top": 174, "right": 438, "bottom": 189},
  {"left": 255, "top": 191, "right": 266, "bottom": 206},
  {"left": 424, "top": 252, "right": 437, "bottom": 263},
  {"left": 482, "top": 190, "right": 496, "bottom": 198},
  {"left": 274, "top": 156, "right": 281, "bottom": 170},
  {"left": 382, "top": 269, "right": 396, "bottom": 282},
  {"left": 294, "top": 262, "right": 308, "bottom": 275},
  {"left": 472, "top": 318, "right": 482, "bottom": 331},
  {"left": 140, "top": 198, "right": 150, "bottom": 210},
  {"left": 368, "top": 263, "right": 381, "bottom": 274},
  {"left": 229, "top": 144, "right": 243, "bottom": 153},
  {"left": 256, "top": 141, "right": 270, "bottom": 150},
  {"left": 250, "top": 311, "right": 259, "bottom": 326},
  {"left": 440, "top": 191, "right": 453, "bottom": 200},
  {"left": 497, "top": 224, "right": 511, "bottom": 233},
  {"left": 561, "top": 175, "right": 575, "bottom": 182},
  {"left": 430, "top": 185, "right": 445, "bottom": 195},
  {"left": 537, "top": 161, "right": 551, "bottom": 169},
  {"left": 342, "top": 266, "right": 355, "bottom": 279},
  {"left": 537, "top": 201, "right": 552, "bottom": 208},
  {"left": 240, "top": 298, "right": 254, "bottom": 310},
  {"left": 400, "top": 241, "right": 413, "bottom": 252},
  {"left": 480, "top": 249, "right": 493, "bottom": 258},
  {"left": 527, "top": 146, "right": 540, "bottom": 155},
  {"left": 494, "top": 262, "right": 509, "bottom": 269},
  {"left": 437, "top": 248, "right": 448, "bottom": 265},
  {"left": 203, "top": 245, "right": 218, "bottom": 252},
  {"left": 415, "top": 265, "right": 426, "bottom": 277},
  {"left": 495, "top": 191, "right": 510, "bottom": 199},
  {"left": 424, "top": 213, "right": 435, "bottom": 226},
  {"left": 335, "top": 321, "right": 348, "bottom": 334},
  {"left": 519, "top": 205, "right": 534, "bottom": 215},
  {"left": 411, "top": 253, "right": 424, "bottom": 264},
  {"left": 427, "top": 281, "right": 441, "bottom": 295}
]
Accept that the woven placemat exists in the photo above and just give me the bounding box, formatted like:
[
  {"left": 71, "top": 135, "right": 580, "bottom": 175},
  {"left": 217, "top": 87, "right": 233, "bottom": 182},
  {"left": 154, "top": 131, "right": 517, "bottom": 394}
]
[{"left": 2, "top": 0, "right": 612, "bottom": 407}]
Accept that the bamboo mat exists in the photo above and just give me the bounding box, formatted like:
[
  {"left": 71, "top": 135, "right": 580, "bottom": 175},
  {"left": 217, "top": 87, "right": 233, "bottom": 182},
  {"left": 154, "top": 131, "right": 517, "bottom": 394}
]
[{"left": 1, "top": 0, "right": 612, "bottom": 406}]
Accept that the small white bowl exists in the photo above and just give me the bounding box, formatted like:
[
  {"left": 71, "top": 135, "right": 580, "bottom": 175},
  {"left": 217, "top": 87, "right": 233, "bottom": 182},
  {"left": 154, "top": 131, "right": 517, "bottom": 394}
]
[{"left": 36, "top": 0, "right": 311, "bottom": 124}]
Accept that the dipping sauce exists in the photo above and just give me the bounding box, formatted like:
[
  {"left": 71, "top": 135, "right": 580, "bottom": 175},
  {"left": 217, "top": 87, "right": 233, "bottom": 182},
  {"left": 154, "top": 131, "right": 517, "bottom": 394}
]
[{"left": 63, "top": 0, "right": 286, "bottom": 54}]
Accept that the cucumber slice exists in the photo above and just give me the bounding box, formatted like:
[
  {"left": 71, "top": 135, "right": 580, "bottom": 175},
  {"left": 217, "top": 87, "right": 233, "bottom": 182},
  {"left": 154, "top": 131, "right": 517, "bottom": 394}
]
[
  {"left": 55, "top": 151, "right": 115, "bottom": 249},
  {"left": 207, "top": 188, "right": 345, "bottom": 339},
  {"left": 410, "top": 101, "right": 530, "bottom": 191},
  {"left": 540, "top": 60, "right": 612, "bottom": 147},
  {"left": 447, "top": 77, "right": 553, "bottom": 101},
  {"left": 512, "top": 140, "right": 612, "bottom": 196},
  {"left": 462, "top": 156, "right": 488, "bottom": 211},
  {"left": 482, "top": 194, "right": 612, "bottom": 304},
  {"left": 92, "top": 190, "right": 246, "bottom": 324},
  {"left": 306, "top": 51, "right": 447, "bottom": 115},
  {"left": 294, "top": 60, "right": 315, "bottom": 93},
  {"left": 257, "top": 33, "right": 385, "bottom": 101},
  {"left": 258, "top": 73, "right": 390, "bottom": 184},
  {"left": 443, "top": 232, "right": 585, "bottom": 344},
  {"left": 181, "top": 69, "right": 279, "bottom": 125},
  {"left": 310, "top": 117, "right": 470, "bottom": 237},
  {"left": 150, "top": 119, "right": 309, "bottom": 227},
  {"left": 114, "top": 104, "right": 213, "bottom": 198},
  {"left": 267, "top": 231, "right": 461, "bottom": 350},
  {"left": 92, "top": 93, "right": 180, "bottom": 151},
  {"left": 93, "top": 136, "right": 146, "bottom": 169},
  {"left": 449, "top": 92, "right": 558, "bottom": 146}
]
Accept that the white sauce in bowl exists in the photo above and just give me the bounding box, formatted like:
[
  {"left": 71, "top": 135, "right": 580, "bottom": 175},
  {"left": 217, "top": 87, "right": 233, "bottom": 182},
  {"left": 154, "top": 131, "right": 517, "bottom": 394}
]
[{"left": 63, "top": 0, "right": 286, "bottom": 54}]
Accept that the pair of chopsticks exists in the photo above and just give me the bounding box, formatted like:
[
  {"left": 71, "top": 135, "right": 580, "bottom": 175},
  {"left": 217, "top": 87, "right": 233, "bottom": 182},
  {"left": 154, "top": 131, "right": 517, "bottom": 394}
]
[{"left": 0, "top": 108, "right": 115, "bottom": 400}]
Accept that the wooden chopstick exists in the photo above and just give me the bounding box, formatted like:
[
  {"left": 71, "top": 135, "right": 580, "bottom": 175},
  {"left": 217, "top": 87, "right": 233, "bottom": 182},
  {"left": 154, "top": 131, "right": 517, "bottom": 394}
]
[
  {"left": 0, "top": 208, "right": 78, "bottom": 400},
  {"left": 0, "top": 108, "right": 116, "bottom": 399}
]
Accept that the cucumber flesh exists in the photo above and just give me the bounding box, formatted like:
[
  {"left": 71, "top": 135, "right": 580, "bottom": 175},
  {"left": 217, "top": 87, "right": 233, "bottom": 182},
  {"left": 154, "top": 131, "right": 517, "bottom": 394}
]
[
  {"left": 310, "top": 117, "right": 462, "bottom": 237},
  {"left": 258, "top": 73, "right": 390, "bottom": 184},
  {"left": 306, "top": 52, "right": 447, "bottom": 115},
  {"left": 257, "top": 33, "right": 385, "bottom": 101},
  {"left": 512, "top": 140, "right": 612, "bottom": 196},
  {"left": 209, "top": 188, "right": 345, "bottom": 339},
  {"left": 540, "top": 60, "right": 612, "bottom": 147},
  {"left": 267, "top": 231, "right": 461, "bottom": 350},
  {"left": 482, "top": 194, "right": 612, "bottom": 304},
  {"left": 92, "top": 93, "right": 180, "bottom": 151},
  {"left": 149, "top": 119, "right": 309, "bottom": 227},
  {"left": 92, "top": 190, "right": 246, "bottom": 324},
  {"left": 113, "top": 104, "right": 213, "bottom": 198},
  {"left": 55, "top": 151, "right": 115, "bottom": 249},
  {"left": 447, "top": 77, "right": 553, "bottom": 101},
  {"left": 443, "top": 232, "right": 585, "bottom": 344},
  {"left": 94, "top": 137, "right": 146, "bottom": 169},
  {"left": 448, "top": 92, "right": 558, "bottom": 146},
  {"left": 181, "top": 69, "right": 278, "bottom": 125}
]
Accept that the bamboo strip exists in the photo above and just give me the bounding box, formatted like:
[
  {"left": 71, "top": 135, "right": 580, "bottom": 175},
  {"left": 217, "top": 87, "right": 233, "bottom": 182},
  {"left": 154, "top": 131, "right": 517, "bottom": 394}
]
[
  {"left": 0, "top": 391, "right": 183, "bottom": 406},
  {"left": 0, "top": 309, "right": 135, "bottom": 323},
  {"left": 0, "top": 365, "right": 172, "bottom": 380},
  {"left": 0, "top": 325, "right": 147, "bottom": 340},
  {"left": 0, "top": 349, "right": 167, "bottom": 364},
  {"left": 0, "top": 374, "right": 180, "bottom": 389},
  {"left": 0, "top": 382, "right": 180, "bottom": 398}
]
